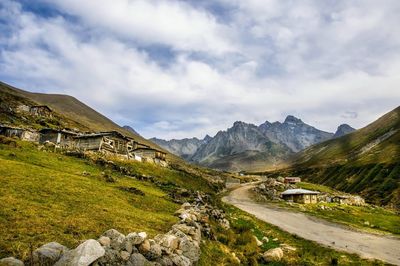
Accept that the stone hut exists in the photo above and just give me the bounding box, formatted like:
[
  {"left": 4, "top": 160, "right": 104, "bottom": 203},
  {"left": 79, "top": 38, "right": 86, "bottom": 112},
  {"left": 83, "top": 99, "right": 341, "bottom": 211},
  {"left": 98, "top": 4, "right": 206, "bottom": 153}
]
[
  {"left": 29, "top": 105, "right": 52, "bottom": 118},
  {"left": 132, "top": 147, "right": 166, "bottom": 162},
  {"left": 332, "top": 195, "right": 365, "bottom": 206},
  {"left": 0, "top": 125, "right": 39, "bottom": 142},
  {"left": 281, "top": 189, "right": 319, "bottom": 204},
  {"left": 39, "top": 128, "right": 78, "bottom": 148}
]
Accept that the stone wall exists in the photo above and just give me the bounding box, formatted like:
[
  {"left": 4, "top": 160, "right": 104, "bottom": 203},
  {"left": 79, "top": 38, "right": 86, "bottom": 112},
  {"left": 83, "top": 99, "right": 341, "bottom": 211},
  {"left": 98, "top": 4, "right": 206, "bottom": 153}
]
[{"left": 0, "top": 202, "right": 230, "bottom": 266}]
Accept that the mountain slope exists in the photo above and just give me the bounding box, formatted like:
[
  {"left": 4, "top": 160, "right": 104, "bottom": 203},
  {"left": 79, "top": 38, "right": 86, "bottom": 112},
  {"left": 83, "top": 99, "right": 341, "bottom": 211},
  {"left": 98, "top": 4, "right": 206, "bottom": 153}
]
[{"left": 273, "top": 106, "right": 400, "bottom": 208}]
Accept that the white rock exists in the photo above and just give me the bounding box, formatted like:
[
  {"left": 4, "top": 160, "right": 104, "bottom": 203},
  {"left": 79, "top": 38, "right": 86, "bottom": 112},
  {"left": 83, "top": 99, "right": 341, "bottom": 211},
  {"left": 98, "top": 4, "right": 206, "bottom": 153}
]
[
  {"left": 254, "top": 236, "right": 263, "bottom": 247},
  {"left": 262, "top": 236, "right": 269, "bottom": 243},
  {"left": 262, "top": 247, "right": 284, "bottom": 262},
  {"left": 97, "top": 236, "right": 111, "bottom": 247},
  {"left": 54, "top": 239, "right": 105, "bottom": 266}
]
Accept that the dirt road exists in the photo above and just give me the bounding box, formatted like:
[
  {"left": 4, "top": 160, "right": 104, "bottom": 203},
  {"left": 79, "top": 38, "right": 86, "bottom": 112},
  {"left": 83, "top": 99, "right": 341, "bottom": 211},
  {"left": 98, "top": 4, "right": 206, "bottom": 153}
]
[{"left": 222, "top": 183, "right": 400, "bottom": 265}]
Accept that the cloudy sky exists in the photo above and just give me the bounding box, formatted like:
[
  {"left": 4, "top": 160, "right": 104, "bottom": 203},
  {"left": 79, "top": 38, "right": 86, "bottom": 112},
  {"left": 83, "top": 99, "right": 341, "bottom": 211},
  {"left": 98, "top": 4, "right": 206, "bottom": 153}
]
[{"left": 1, "top": 0, "right": 399, "bottom": 139}]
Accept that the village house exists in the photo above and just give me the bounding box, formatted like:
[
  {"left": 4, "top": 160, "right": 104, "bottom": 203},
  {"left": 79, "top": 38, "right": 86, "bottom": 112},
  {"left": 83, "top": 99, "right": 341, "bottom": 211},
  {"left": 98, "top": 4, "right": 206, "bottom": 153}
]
[
  {"left": 0, "top": 125, "right": 39, "bottom": 142},
  {"left": 132, "top": 147, "right": 167, "bottom": 163},
  {"left": 284, "top": 177, "right": 301, "bottom": 184},
  {"left": 39, "top": 128, "right": 78, "bottom": 148},
  {"left": 74, "top": 131, "right": 138, "bottom": 158},
  {"left": 29, "top": 105, "right": 53, "bottom": 118},
  {"left": 281, "top": 189, "right": 319, "bottom": 204}
]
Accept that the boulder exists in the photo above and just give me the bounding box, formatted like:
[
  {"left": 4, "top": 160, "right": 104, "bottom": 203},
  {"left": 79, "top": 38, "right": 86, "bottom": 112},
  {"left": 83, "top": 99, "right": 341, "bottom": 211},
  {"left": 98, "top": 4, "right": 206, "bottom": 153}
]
[
  {"left": 98, "top": 236, "right": 111, "bottom": 247},
  {"left": 33, "top": 242, "right": 69, "bottom": 265},
  {"left": 169, "top": 254, "right": 191, "bottom": 266},
  {"left": 262, "top": 236, "right": 269, "bottom": 243},
  {"left": 126, "top": 253, "right": 151, "bottom": 266},
  {"left": 55, "top": 239, "right": 105, "bottom": 266},
  {"left": 142, "top": 240, "right": 162, "bottom": 260},
  {"left": 126, "top": 232, "right": 147, "bottom": 246},
  {"left": 155, "top": 234, "right": 180, "bottom": 252},
  {"left": 102, "top": 229, "right": 125, "bottom": 250},
  {"left": 178, "top": 236, "right": 200, "bottom": 263},
  {"left": 92, "top": 247, "right": 121, "bottom": 265},
  {"left": 0, "top": 257, "right": 24, "bottom": 266},
  {"left": 138, "top": 240, "right": 151, "bottom": 254},
  {"left": 181, "top": 203, "right": 192, "bottom": 210},
  {"left": 262, "top": 247, "right": 284, "bottom": 262}
]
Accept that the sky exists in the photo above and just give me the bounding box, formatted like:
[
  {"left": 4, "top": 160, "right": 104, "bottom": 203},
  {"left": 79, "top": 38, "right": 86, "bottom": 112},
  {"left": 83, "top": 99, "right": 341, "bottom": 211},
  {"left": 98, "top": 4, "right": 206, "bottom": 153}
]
[{"left": 0, "top": 0, "right": 399, "bottom": 140}]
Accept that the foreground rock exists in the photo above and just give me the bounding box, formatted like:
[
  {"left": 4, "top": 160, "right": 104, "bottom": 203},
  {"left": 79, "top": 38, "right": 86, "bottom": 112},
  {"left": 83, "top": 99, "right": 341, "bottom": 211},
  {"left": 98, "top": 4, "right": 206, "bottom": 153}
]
[
  {"left": 33, "top": 242, "right": 69, "bottom": 265},
  {"left": 0, "top": 257, "right": 24, "bottom": 266},
  {"left": 54, "top": 239, "right": 105, "bottom": 266},
  {"left": 2, "top": 198, "right": 230, "bottom": 266}
]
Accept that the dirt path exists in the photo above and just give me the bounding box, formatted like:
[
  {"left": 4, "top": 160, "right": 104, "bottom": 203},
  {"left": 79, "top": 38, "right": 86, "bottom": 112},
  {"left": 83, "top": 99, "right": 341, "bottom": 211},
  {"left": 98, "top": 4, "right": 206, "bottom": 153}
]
[{"left": 222, "top": 183, "right": 400, "bottom": 265}]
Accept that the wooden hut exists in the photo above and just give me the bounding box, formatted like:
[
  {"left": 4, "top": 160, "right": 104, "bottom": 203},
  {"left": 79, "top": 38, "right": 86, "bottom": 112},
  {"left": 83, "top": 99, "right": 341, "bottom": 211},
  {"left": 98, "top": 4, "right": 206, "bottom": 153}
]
[
  {"left": 281, "top": 189, "right": 319, "bottom": 204},
  {"left": 39, "top": 128, "right": 77, "bottom": 148},
  {"left": 74, "top": 131, "right": 134, "bottom": 157},
  {"left": 0, "top": 126, "right": 39, "bottom": 142}
]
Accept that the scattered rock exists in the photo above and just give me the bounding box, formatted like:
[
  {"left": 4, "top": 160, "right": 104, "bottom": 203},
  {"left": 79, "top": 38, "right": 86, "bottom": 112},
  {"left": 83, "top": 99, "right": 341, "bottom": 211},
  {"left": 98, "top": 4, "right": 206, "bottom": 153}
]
[
  {"left": 0, "top": 257, "right": 24, "bottom": 266},
  {"left": 262, "top": 247, "right": 284, "bottom": 262},
  {"left": 33, "top": 242, "right": 69, "bottom": 265},
  {"left": 280, "top": 244, "right": 297, "bottom": 252},
  {"left": 262, "top": 236, "right": 269, "bottom": 243},
  {"left": 254, "top": 236, "right": 263, "bottom": 246},
  {"left": 55, "top": 239, "right": 105, "bottom": 266}
]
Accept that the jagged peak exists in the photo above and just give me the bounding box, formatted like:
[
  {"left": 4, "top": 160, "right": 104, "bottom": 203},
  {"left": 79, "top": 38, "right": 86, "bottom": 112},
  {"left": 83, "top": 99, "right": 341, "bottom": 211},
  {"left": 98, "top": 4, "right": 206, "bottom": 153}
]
[{"left": 284, "top": 115, "right": 303, "bottom": 124}]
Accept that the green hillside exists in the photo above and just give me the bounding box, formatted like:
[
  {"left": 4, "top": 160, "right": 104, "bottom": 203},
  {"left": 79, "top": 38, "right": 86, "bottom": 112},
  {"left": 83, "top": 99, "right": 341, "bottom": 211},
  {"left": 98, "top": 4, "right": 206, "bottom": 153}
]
[{"left": 263, "top": 106, "right": 400, "bottom": 208}]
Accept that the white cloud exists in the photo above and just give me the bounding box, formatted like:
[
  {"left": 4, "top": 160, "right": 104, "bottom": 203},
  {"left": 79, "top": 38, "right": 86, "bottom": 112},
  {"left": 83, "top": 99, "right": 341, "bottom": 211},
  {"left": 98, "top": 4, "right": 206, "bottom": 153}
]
[
  {"left": 44, "top": 0, "right": 236, "bottom": 55},
  {"left": 0, "top": 0, "right": 399, "bottom": 140}
]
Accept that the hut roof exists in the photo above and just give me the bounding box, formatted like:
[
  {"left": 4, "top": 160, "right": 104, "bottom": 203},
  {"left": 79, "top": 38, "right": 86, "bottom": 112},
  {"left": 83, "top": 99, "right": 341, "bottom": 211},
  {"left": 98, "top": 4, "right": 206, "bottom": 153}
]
[
  {"left": 281, "top": 189, "right": 320, "bottom": 195},
  {"left": 74, "top": 131, "right": 130, "bottom": 140},
  {"left": 39, "top": 128, "right": 78, "bottom": 135}
]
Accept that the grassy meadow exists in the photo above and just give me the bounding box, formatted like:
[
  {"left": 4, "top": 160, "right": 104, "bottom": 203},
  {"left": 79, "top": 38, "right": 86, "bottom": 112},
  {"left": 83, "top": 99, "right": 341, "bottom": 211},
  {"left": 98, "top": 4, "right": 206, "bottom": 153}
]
[{"left": 0, "top": 139, "right": 192, "bottom": 260}]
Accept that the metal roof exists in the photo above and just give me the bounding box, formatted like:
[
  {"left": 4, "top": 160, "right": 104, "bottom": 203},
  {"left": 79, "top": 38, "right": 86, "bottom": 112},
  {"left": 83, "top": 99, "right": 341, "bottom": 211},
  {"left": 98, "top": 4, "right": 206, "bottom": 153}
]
[{"left": 281, "top": 189, "right": 320, "bottom": 195}]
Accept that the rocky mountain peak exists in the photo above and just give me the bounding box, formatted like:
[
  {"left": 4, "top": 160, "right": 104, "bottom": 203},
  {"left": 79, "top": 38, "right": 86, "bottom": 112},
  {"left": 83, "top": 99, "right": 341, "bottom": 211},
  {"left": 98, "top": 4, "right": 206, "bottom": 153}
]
[
  {"left": 284, "top": 115, "right": 303, "bottom": 124},
  {"left": 333, "top": 124, "right": 355, "bottom": 138},
  {"left": 203, "top": 134, "right": 212, "bottom": 143}
]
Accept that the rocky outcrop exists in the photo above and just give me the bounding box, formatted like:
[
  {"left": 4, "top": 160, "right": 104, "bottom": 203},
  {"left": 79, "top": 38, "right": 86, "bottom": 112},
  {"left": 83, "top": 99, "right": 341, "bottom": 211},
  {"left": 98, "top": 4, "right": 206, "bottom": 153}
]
[
  {"left": 333, "top": 124, "right": 355, "bottom": 138},
  {"left": 2, "top": 201, "right": 229, "bottom": 266},
  {"left": 262, "top": 247, "right": 284, "bottom": 262}
]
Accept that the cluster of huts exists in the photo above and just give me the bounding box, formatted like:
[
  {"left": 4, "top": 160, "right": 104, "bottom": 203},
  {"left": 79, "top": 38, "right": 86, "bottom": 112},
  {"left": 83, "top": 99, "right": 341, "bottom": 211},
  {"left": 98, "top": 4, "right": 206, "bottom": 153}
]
[{"left": 0, "top": 125, "right": 167, "bottom": 165}]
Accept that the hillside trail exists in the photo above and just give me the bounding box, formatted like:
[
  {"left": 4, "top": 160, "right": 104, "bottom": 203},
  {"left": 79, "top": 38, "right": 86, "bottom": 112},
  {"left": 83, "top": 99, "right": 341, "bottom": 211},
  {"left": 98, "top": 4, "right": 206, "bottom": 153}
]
[{"left": 222, "top": 183, "right": 400, "bottom": 265}]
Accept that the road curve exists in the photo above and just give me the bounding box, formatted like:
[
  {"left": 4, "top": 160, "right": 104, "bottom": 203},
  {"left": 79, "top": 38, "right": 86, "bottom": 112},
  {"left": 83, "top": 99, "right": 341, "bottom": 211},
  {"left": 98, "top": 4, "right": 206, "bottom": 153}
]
[{"left": 222, "top": 183, "right": 400, "bottom": 265}]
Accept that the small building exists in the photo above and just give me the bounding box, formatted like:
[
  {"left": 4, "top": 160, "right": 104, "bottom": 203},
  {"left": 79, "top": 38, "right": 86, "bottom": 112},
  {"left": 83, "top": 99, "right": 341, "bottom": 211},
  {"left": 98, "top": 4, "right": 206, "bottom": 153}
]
[
  {"left": 332, "top": 195, "right": 365, "bottom": 206},
  {"left": 75, "top": 131, "right": 134, "bottom": 157},
  {"left": 284, "top": 177, "right": 301, "bottom": 184},
  {"left": 281, "top": 189, "right": 319, "bottom": 204},
  {"left": 132, "top": 147, "right": 167, "bottom": 162},
  {"left": 0, "top": 125, "right": 39, "bottom": 142},
  {"left": 39, "top": 128, "right": 77, "bottom": 148},
  {"left": 30, "top": 105, "right": 52, "bottom": 118}
]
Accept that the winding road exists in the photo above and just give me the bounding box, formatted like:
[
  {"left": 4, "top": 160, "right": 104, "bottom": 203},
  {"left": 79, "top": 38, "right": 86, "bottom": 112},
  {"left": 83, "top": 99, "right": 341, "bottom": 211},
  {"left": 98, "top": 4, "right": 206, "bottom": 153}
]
[{"left": 222, "top": 183, "right": 400, "bottom": 265}]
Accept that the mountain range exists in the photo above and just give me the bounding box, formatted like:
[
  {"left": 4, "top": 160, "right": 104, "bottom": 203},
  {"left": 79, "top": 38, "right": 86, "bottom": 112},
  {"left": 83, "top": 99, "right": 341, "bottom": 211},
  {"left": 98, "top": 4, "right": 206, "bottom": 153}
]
[{"left": 151, "top": 116, "right": 355, "bottom": 171}]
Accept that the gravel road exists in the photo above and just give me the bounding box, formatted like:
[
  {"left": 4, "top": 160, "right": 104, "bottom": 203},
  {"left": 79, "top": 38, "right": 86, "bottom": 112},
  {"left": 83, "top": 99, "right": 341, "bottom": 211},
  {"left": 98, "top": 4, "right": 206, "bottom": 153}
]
[{"left": 222, "top": 183, "right": 400, "bottom": 265}]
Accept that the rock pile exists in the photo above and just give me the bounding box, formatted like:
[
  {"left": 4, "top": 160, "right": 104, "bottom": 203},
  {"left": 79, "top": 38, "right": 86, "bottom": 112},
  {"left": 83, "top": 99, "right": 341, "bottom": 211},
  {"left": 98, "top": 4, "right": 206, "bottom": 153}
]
[
  {"left": 254, "top": 178, "right": 295, "bottom": 200},
  {"left": 0, "top": 202, "right": 229, "bottom": 266}
]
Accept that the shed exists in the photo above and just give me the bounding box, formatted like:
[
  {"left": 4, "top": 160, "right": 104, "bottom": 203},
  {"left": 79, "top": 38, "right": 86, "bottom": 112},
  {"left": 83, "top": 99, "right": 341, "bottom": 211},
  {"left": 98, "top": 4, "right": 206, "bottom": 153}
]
[
  {"left": 284, "top": 177, "right": 301, "bottom": 184},
  {"left": 0, "top": 126, "right": 39, "bottom": 142},
  {"left": 30, "top": 105, "right": 52, "bottom": 118},
  {"left": 39, "top": 128, "right": 77, "bottom": 147},
  {"left": 132, "top": 147, "right": 166, "bottom": 161},
  {"left": 281, "top": 189, "right": 319, "bottom": 204},
  {"left": 75, "top": 131, "right": 134, "bottom": 156}
]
